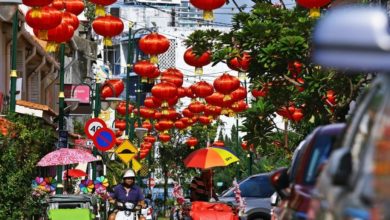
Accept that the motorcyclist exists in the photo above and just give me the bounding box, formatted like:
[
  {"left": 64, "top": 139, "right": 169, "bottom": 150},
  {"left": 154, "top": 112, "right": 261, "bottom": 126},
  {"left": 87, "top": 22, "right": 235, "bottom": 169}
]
[{"left": 108, "top": 169, "right": 146, "bottom": 220}]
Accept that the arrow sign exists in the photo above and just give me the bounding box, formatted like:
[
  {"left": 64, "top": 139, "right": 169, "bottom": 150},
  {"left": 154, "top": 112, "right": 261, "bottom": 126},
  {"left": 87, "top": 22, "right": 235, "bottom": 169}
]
[
  {"left": 93, "top": 127, "right": 116, "bottom": 152},
  {"left": 115, "top": 140, "right": 138, "bottom": 164},
  {"left": 132, "top": 158, "right": 142, "bottom": 173}
]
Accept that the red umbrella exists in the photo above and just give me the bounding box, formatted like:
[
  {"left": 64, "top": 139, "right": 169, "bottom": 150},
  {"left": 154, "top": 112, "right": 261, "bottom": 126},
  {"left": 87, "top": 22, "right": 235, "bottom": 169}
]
[
  {"left": 37, "top": 148, "right": 99, "bottom": 166},
  {"left": 66, "top": 169, "right": 88, "bottom": 178}
]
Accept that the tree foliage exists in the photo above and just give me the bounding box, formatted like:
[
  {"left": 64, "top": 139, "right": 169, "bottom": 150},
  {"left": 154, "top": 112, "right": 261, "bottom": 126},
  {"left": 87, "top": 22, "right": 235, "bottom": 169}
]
[{"left": 0, "top": 114, "right": 56, "bottom": 219}]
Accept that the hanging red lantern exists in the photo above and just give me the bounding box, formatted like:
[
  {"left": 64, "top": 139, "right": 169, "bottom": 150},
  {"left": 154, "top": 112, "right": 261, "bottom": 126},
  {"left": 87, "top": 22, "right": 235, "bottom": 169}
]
[
  {"left": 182, "top": 108, "right": 194, "bottom": 118},
  {"left": 213, "top": 73, "right": 241, "bottom": 101},
  {"left": 26, "top": 6, "right": 62, "bottom": 40},
  {"left": 158, "top": 119, "right": 174, "bottom": 131},
  {"left": 160, "top": 68, "right": 184, "bottom": 87},
  {"left": 189, "top": 0, "right": 226, "bottom": 21},
  {"left": 114, "top": 119, "right": 126, "bottom": 131},
  {"left": 144, "top": 96, "right": 159, "bottom": 109},
  {"left": 51, "top": 0, "right": 65, "bottom": 10},
  {"left": 40, "top": 19, "right": 75, "bottom": 52},
  {"left": 133, "top": 60, "right": 159, "bottom": 83},
  {"left": 296, "top": 0, "right": 330, "bottom": 17},
  {"left": 231, "top": 100, "right": 248, "bottom": 113},
  {"left": 116, "top": 101, "right": 133, "bottom": 116},
  {"left": 213, "top": 140, "right": 224, "bottom": 147},
  {"left": 23, "top": 0, "right": 54, "bottom": 17},
  {"left": 65, "top": 0, "right": 85, "bottom": 16},
  {"left": 62, "top": 12, "right": 79, "bottom": 30},
  {"left": 174, "top": 120, "right": 187, "bottom": 130},
  {"left": 205, "top": 92, "right": 234, "bottom": 108},
  {"left": 154, "top": 122, "right": 163, "bottom": 132},
  {"left": 92, "top": 15, "right": 124, "bottom": 46},
  {"left": 142, "top": 121, "right": 153, "bottom": 132},
  {"left": 144, "top": 135, "right": 156, "bottom": 144},
  {"left": 165, "top": 109, "right": 180, "bottom": 121},
  {"left": 186, "top": 137, "right": 198, "bottom": 149},
  {"left": 116, "top": 138, "right": 125, "bottom": 146},
  {"left": 88, "top": 0, "right": 117, "bottom": 16},
  {"left": 101, "top": 79, "right": 124, "bottom": 98},
  {"left": 141, "top": 142, "right": 153, "bottom": 150},
  {"left": 204, "top": 105, "right": 221, "bottom": 119},
  {"left": 139, "top": 33, "right": 170, "bottom": 64},
  {"left": 198, "top": 115, "right": 212, "bottom": 126},
  {"left": 138, "top": 106, "right": 155, "bottom": 119},
  {"left": 228, "top": 52, "right": 251, "bottom": 79},
  {"left": 177, "top": 87, "right": 187, "bottom": 98},
  {"left": 185, "top": 87, "right": 197, "bottom": 99},
  {"left": 188, "top": 101, "right": 205, "bottom": 114},
  {"left": 153, "top": 111, "right": 163, "bottom": 120},
  {"left": 231, "top": 86, "right": 247, "bottom": 102},
  {"left": 151, "top": 82, "right": 178, "bottom": 107},
  {"left": 180, "top": 117, "right": 190, "bottom": 126},
  {"left": 159, "top": 133, "right": 171, "bottom": 143},
  {"left": 184, "top": 48, "right": 211, "bottom": 75},
  {"left": 115, "top": 130, "right": 123, "bottom": 137},
  {"left": 191, "top": 81, "right": 214, "bottom": 98}
]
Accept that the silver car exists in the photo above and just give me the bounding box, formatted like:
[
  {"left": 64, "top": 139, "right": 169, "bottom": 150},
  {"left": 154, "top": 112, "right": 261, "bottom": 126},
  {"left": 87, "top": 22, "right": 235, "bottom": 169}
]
[
  {"left": 308, "top": 6, "right": 390, "bottom": 220},
  {"left": 219, "top": 173, "right": 275, "bottom": 220}
]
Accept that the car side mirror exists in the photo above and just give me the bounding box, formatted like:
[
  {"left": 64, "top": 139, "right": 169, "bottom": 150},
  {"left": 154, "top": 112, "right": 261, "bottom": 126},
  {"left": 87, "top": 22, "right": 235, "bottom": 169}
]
[
  {"left": 327, "top": 147, "right": 352, "bottom": 186},
  {"left": 270, "top": 192, "right": 279, "bottom": 206},
  {"left": 270, "top": 167, "right": 290, "bottom": 199}
]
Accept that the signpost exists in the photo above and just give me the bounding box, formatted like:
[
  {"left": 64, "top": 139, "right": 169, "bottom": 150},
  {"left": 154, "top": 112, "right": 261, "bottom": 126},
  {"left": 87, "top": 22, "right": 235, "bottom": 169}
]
[
  {"left": 92, "top": 127, "right": 116, "bottom": 152},
  {"left": 115, "top": 140, "right": 138, "bottom": 164},
  {"left": 84, "top": 118, "right": 106, "bottom": 139},
  {"left": 58, "top": 130, "right": 68, "bottom": 148}
]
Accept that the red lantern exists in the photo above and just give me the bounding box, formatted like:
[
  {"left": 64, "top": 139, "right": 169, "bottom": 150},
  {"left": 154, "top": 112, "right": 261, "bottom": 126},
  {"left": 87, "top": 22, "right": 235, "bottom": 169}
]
[
  {"left": 188, "top": 101, "right": 205, "bottom": 114},
  {"left": 184, "top": 48, "right": 211, "bottom": 75},
  {"left": 174, "top": 120, "right": 187, "bottom": 130},
  {"left": 153, "top": 111, "right": 163, "bottom": 120},
  {"left": 205, "top": 92, "right": 234, "bottom": 108},
  {"left": 186, "top": 137, "right": 198, "bottom": 149},
  {"left": 88, "top": 0, "right": 117, "bottom": 16},
  {"left": 213, "top": 73, "right": 240, "bottom": 101},
  {"left": 292, "top": 108, "right": 304, "bottom": 122},
  {"left": 228, "top": 52, "right": 251, "bottom": 73},
  {"left": 92, "top": 15, "right": 124, "bottom": 46},
  {"left": 158, "top": 119, "right": 174, "bottom": 131},
  {"left": 116, "top": 101, "right": 133, "bottom": 116},
  {"left": 231, "top": 86, "right": 247, "bottom": 102},
  {"left": 141, "top": 142, "right": 153, "bottom": 150},
  {"left": 231, "top": 100, "right": 248, "bottom": 113},
  {"left": 159, "top": 133, "right": 171, "bottom": 143},
  {"left": 142, "top": 121, "right": 153, "bottom": 132},
  {"left": 144, "top": 96, "right": 159, "bottom": 109},
  {"left": 189, "top": 0, "right": 226, "bottom": 21},
  {"left": 101, "top": 79, "right": 124, "bottom": 98},
  {"left": 39, "top": 19, "right": 75, "bottom": 52},
  {"left": 23, "top": 0, "right": 54, "bottom": 17},
  {"left": 116, "top": 138, "right": 125, "bottom": 146},
  {"left": 185, "top": 87, "right": 197, "bottom": 99},
  {"left": 139, "top": 33, "right": 170, "bottom": 64},
  {"left": 191, "top": 81, "right": 214, "bottom": 98},
  {"left": 296, "top": 0, "right": 330, "bottom": 17},
  {"left": 182, "top": 108, "right": 194, "bottom": 118},
  {"left": 151, "top": 82, "right": 178, "bottom": 107},
  {"left": 65, "top": 0, "right": 85, "bottom": 16},
  {"left": 198, "top": 115, "right": 211, "bottom": 125},
  {"left": 26, "top": 6, "right": 62, "bottom": 40},
  {"left": 160, "top": 68, "right": 184, "bottom": 87},
  {"left": 213, "top": 140, "right": 224, "bottom": 147},
  {"left": 62, "top": 12, "right": 79, "bottom": 30},
  {"left": 51, "top": 0, "right": 65, "bottom": 10},
  {"left": 177, "top": 87, "right": 187, "bottom": 98},
  {"left": 114, "top": 119, "right": 126, "bottom": 131},
  {"left": 138, "top": 107, "right": 155, "bottom": 119},
  {"left": 144, "top": 135, "right": 156, "bottom": 144},
  {"left": 204, "top": 105, "right": 221, "bottom": 119},
  {"left": 133, "top": 60, "right": 159, "bottom": 83}
]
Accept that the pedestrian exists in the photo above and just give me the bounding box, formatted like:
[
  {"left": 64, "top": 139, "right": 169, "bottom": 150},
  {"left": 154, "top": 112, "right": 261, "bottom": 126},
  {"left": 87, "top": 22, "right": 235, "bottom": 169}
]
[{"left": 189, "top": 169, "right": 219, "bottom": 202}]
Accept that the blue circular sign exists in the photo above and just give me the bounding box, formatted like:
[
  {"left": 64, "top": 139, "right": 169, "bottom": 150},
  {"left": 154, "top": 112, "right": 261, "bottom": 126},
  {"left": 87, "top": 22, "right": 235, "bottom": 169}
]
[{"left": 92, "top": 128, "right": 116, "bottom": 151}]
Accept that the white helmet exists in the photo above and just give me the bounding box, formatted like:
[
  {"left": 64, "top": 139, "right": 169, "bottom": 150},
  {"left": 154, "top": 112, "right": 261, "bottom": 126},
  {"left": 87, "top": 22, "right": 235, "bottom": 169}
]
[{"left": 123, "top": 169, "right": 136, "bottom": 178}]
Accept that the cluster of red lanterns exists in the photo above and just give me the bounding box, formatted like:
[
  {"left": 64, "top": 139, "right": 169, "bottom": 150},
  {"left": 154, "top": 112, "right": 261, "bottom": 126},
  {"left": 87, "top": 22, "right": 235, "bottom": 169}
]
[
  {"left": 25, "top": 0, "right": 82, "bottom": 52},
  {"left": 276, "top": 104, "right": 304, "bottom": 122}
]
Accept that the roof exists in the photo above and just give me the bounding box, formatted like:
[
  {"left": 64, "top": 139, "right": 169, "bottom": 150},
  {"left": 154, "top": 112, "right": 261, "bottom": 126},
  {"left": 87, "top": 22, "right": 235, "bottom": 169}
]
[{"left": 16, "top": 100, "right": 57, "bottom": 117}]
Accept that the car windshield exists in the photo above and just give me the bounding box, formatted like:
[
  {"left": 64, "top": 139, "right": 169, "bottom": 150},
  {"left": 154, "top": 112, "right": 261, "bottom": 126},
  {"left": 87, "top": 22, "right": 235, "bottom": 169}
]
[{"left": 222, "top": 175, "right": 274, "bottom": 198}]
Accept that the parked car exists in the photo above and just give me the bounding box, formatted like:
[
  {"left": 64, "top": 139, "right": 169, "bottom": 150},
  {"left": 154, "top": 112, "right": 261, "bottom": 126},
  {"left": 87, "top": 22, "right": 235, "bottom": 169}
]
[
  {"left": 270, "top": 123, "right": 345, "bottom": 220},
  {"left": 219, "top": 172, "right": 275, "bottom": 220},
  {"left": 308, "top": 6, "right": 390, "bottom": 220}
]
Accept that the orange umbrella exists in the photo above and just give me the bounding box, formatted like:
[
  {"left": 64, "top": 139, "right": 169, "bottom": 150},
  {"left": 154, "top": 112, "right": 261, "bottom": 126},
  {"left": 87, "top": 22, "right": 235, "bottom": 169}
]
[{"left": 183, "top": 147, "right": 239, "bottom": 169}]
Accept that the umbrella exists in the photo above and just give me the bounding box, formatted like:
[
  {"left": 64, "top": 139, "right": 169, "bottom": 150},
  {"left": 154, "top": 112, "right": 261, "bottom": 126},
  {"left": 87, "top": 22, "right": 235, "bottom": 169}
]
[
  {"left": 183, "top": 147, "right": 239, "bottom": 169},
  {"left": 65, "top": 169, "right": 88, "bottom": 178},
  {"left": 37, "top": 148, "right": 99, "bottom": 167}
]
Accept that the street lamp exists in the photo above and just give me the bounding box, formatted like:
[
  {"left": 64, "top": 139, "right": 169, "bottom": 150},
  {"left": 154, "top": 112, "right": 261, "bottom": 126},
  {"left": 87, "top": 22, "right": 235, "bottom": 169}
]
[
  {"left": 0, "top": 0, "right": 22, "bottom": 112},
  {"left": 64, "top": 98, "right": 80, "bottom": 112}
]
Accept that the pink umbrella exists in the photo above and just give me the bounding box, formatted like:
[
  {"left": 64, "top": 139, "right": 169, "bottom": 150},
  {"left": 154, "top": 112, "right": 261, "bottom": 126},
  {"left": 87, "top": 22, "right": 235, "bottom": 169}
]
[{"left": 37, "top": 148, "right": 99, "bottom": 167}]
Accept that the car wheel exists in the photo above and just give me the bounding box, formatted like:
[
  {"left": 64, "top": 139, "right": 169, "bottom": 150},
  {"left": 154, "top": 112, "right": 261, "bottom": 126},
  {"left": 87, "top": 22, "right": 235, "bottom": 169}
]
[{"left": 248, "top": 213, "right": 271, "bottom": 220}]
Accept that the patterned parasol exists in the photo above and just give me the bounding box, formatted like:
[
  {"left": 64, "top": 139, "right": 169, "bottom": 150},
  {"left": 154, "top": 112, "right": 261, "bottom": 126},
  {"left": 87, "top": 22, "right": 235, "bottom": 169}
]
[{"left": 37, "top": 148, "right": 99, "bottom": 166}]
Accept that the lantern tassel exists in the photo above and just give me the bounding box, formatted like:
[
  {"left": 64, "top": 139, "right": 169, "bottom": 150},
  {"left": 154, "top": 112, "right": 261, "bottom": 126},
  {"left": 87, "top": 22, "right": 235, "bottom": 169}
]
[
  {"left": 103, "top": 37, "right": 113, "bottom": 46},
  {"left": 203, "top": 10, "right": 214, "bottom": 21},
  {"left": 46, "top": 42, "right": 58, "bottom": 52},
  {"left": 31, "top": 7, "right": 42, "bottom": 18},
  {"left": 223, "top": 95, "right": 232, "bottom": 101},
  {"left": 163, "top": 130, "right": 169, "bottom": 134},
  {"left": 238, "top": 72, "right": 247, "bottom": 80},
  {"left": 191, "top": 146, "right": 194, "bottom": 150},
  {"left": 150, "top": 55, "right": 159, "bottom": 64},
  {"left": 309, "top": 8, "right": 321, "bottom": 18},
  {"left": 38, "top": 30, "right": 48, "bottom": 41},
  {"left": 141, "top": 77, "right": 148, "bottom": 83},
  {"left": 162, "top": 101, "right": 168, "bottom": 108},
  {"left": 95, "top": 5, "right": 106, "bottom": 17},
  {"left": 148, "top": 78, "right": 155, "bottom": 84},
  {"left": 162, "top": 108, "right": 169, "bottom": 115},
  {"left": 179, "top": 130, "right": 184, "bottom": 134},
  {"left": 195, "top": 67, "right": 203, "bottom": 75}
]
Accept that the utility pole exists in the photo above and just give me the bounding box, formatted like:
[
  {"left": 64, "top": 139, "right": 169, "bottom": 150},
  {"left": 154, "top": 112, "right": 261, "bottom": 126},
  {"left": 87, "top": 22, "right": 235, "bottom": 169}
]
[{"left": 171, "top": 8, "right": 176, "bottom": 27}]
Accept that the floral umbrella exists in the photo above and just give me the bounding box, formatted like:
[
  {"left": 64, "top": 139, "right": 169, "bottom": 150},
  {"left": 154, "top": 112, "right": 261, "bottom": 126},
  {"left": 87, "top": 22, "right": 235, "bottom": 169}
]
[{"left": 37, "top": 148, "right": 99, "bottom": 167}]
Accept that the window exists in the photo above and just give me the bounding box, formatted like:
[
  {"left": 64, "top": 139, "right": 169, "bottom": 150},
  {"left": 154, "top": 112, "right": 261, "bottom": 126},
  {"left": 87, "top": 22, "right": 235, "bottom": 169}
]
[{"left": 223, "top": 175, "right": 274, "bottom": 198}]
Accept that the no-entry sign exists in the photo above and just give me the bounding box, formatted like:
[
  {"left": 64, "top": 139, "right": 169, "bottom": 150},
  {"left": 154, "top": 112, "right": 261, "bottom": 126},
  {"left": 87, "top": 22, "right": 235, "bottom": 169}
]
[
  {"left": 84, "top": 118, "right": 106, "bottom": 139},
  {"left": 92, "top": 127, "right": 116, "bottom": 152}
]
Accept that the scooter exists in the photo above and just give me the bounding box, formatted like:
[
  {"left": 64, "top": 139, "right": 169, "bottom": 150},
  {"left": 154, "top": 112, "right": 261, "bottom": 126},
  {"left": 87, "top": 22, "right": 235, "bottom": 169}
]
[{"left": 114, "top": 201, "right": 143, "bottom": 220}]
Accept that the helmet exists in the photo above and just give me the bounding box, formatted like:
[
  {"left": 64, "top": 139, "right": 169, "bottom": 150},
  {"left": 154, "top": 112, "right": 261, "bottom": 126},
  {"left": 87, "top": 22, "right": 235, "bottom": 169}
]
[{"left": 123, "top": 169, "right": 136, "bottom": 178}]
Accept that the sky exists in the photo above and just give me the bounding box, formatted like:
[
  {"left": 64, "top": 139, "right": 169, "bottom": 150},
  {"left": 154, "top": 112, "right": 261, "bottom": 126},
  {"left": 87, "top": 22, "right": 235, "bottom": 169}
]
[{"left": 214, "top": 0, "right": 254, "bottom": 25}]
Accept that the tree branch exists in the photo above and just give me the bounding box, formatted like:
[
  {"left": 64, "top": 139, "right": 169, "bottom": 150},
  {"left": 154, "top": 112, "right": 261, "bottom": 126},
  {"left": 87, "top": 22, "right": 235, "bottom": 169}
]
[
  {"left": 283, "top": 74, "right": 304, "bottom": 87},
  {"left": 337, "top": 76, "right": 370, "bottom": 108},
  {"left": 279, "top": 0, "right": 286, "bottom": 9},
  {"left": 231, "top": 0, "right": 243, "bottom": 12}
]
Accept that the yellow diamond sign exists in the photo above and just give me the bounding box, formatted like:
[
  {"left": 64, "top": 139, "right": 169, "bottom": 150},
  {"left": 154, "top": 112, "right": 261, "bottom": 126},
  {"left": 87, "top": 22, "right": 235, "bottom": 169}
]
[
  {"left": 132, "top": 159, "right": 142, "bottom": 173},
  {"left": 115, "top": 140, "right": 138, "bottom": 164}
]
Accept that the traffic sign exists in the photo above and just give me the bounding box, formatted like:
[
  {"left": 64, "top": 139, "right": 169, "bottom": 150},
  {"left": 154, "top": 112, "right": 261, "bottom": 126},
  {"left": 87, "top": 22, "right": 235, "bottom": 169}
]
[
  {"left": 132, "top": 159, "right": 142, "bottom": 173},
  {"left": 148, "top": 178, "right": 156, "bottom": 189},
  {"left": 85, "top": 118, "right": 107, "bottom": 139},
  {"left": 115, "top": 140, "right": 138, "bottom": 164},
  {"left": 92, "top": 128, "right": 116, "bottom": 152}
]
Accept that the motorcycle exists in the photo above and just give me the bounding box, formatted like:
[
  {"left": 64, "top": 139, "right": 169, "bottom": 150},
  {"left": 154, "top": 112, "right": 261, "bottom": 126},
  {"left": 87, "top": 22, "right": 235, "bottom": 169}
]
[{"left": 114, "top": 201, "right": 143, "bottom": 220}]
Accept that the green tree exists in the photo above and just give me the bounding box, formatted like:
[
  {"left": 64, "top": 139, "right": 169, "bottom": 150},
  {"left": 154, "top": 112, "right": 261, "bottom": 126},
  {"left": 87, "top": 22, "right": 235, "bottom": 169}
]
[{"left": 0, "top": 114, "right": 56, "bottom": 219}]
